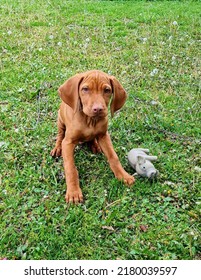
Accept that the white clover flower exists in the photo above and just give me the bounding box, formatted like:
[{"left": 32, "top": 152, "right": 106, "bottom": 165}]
[
  {"left": 49, "top": 35, "right": 54, "bottom": 40},
  {"left": 7, "top": 30, "right": 12, "bottom": 35},
  {"left": 2, "top": 48, "right": 8, "bottom": 54},
  {"left": 85, "top": 37, "right": 90, "bottom": 43},
  {"left": 172, "top": 21, "right": 178, "bottom": 26},
  {"left": 57, "top": 42, "right": 62, "bottom": 47},
  {"left": 150, "top": 68, "right": 159, "bottom": 76},
  {"left": 142, "top": 37, "right": 147, "bottom": 43},
  {"left": 83, "top": 43, "right": 88, "bottom": 49},
  {"left": 194, "top": 166, "right": 201, "bottom": 172},
  {"left": 150, "top": 100, "right": 158, "bottom": 106},
  {"left": 0, "top": 142, "right": 7, "bottom": 148},
  {"left": 171, "top": 56, "right": 176, "bottom": 65},
  {"left": 38, "top": 48, "right": 43, "bottom": 52}
]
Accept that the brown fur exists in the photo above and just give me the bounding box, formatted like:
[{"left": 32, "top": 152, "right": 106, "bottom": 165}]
[{"left": 51, "top": 70, "right": 135, "bottom": 203}]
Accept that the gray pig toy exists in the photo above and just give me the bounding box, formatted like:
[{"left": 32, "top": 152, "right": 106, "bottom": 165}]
[{"left": 127, "top": 148, "right": 158, "bottom": 179}]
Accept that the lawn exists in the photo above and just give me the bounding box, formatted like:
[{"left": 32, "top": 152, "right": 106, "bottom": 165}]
[{"left": 0, "top": 0, "right": 200, "bottom": 260}]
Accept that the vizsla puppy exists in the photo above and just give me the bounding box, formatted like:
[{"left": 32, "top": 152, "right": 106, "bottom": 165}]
[{"left": 51, "top": 70, "right": 135, "bottom": 203}]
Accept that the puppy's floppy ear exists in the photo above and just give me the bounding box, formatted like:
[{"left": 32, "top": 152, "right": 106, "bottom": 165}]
[
  {"left": 58, "top": 73, "right": 84, "bottom": 112},
  {"left": 109, "top": 76, "right": 127, "bottom": 117}
]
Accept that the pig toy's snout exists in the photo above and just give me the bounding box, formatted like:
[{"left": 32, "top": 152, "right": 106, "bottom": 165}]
[{"left": 147, "top": 168, "right": 158, "bottom": 179}]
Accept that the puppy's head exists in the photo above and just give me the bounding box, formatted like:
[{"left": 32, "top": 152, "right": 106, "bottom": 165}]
[{"left": 58, "top": 70, "right": 127, "bottom": 118}]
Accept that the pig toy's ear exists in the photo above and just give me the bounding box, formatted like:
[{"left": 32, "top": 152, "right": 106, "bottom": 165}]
[
  {"left": 144, "top": 156, "right": 158, "bottom": 161},
  {"left": 137, "top": 156, "right": 146, "bottom": 165}
]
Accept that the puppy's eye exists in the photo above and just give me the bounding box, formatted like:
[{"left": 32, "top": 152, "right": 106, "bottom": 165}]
[
  {"left": 82, "top": 87, "right": 89, "bottom": 93},
  {"left": 104, "top": 87, "right": 111, "bottom": 94}
]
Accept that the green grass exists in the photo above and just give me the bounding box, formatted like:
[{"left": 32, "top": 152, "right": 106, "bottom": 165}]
[{"left": 0, "top": 0, "right": 200, "bottom": 260}]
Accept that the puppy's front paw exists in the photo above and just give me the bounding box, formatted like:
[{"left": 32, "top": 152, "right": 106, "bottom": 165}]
[
  {"left": 116, "top": 171, "right": 135, "bottom": 186},
  {"left": 50, "top": 146, "right": 62, "bottom": 157},
  {"left": 65, "top": 188, "right": 84, "bottom": 204},
  {"left": 123, "top": 174, "right": 135, "bottom": 186}
]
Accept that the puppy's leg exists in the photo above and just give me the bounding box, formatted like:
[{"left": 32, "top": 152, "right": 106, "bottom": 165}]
[
  {"left": 50, "top": 114, "right": 65, "bottom": 157},
  {"left": 98, "top": 132, "right": 135, "bottom": 186},
  {"left": 87, "top": 138, "right": 102, "bottom": 154},
  {"left": 62, "top": 139, "right": 83, "bottom": 204}
]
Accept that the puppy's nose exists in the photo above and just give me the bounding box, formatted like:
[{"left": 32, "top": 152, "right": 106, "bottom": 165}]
[{"left": 92, "top": 104, "right": 103, "bottom": 114}]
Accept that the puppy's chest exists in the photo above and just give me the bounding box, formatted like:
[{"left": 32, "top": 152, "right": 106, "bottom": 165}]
[{"left": 70, "top": 120, "right": 107, "bottom": 142}]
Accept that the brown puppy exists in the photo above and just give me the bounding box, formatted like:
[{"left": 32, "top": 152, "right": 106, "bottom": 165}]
[{"left": 51, "top": 70, "right": 135, "bottom": 203}]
